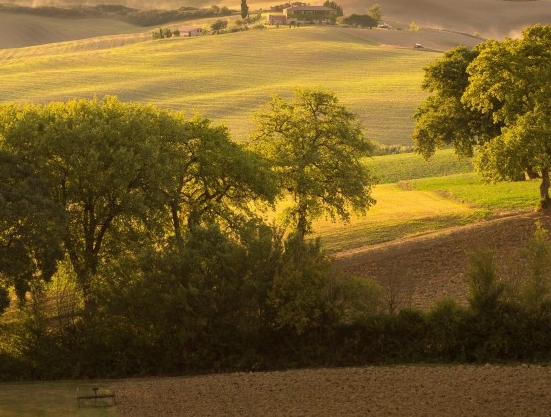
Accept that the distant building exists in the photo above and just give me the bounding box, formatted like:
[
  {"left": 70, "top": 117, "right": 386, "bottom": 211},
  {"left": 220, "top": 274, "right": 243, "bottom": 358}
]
[
  {"left": 266, "top": 14, "right": 287, "bottom": 25},
  {"left": 179, "top": 27, "right": 203, "bottom": 37},
  {"left": 283, "top": 5, "right": 336, "bottom": 23}
]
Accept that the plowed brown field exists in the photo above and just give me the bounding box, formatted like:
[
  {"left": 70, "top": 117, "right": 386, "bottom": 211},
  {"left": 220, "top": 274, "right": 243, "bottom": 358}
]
[{"left": 113, "top": 364, "right": 551, "bottom": 416}]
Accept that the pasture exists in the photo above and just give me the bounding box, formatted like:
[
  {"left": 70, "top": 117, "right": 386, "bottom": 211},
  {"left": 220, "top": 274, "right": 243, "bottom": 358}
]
[{"left": 0, "top": 25, "right": 442, "bottom": 144}]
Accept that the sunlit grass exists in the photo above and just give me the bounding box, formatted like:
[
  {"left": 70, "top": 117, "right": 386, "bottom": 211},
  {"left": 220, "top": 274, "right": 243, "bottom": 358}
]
[
  {"left": 406, "top": 173, "right": 541, "bottom": 210},
  {"left": 312, "top": 156, "right": 539, "bottom": 253},
  {"left": 0, "top": 26, "right": 437, "bottom": 144},
  {"left": 312, "top": 183, "right": 486, "bottom": 252},
  {"left": 365, "top": 149, "right": 473, "bottom": 184}
]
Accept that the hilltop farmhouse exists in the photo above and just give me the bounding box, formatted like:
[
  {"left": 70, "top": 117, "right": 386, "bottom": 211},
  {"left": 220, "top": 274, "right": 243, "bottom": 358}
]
[
  {"left": 266, "top": 5, "right": 336, "bottom": 25},
  {"left": 178, "top": 26, "right": 203, "bottom": 36}
]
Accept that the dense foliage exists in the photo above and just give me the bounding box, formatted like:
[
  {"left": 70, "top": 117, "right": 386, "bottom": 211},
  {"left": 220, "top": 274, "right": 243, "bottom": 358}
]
[
  {"left": 414, "top": 24, "right": 551, "bottom": 206},
  {"left": 0, "top": 4, "right": 233, "bottom": 27},
  {"left": 249, "top": 88, "right": 375, "bottom": 240},
  {"left": 0, "top": 94, "right": 379, "bottom": 380},
  {"left": 341, "top": 14, "right": 377, "bottom": 28},
  {"left": 1, "top": 89, "right": 550, "bottom": 382}
]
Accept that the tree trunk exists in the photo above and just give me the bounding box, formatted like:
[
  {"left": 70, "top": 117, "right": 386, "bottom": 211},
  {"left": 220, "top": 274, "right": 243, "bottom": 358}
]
[{"left": 539, "top": 167, "right": 550, "bottom": 204}]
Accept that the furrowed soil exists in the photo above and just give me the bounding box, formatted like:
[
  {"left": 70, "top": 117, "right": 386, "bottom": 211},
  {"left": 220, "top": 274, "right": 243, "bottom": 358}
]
[
  {"left": 113, "top": 365, "right": 551, "bottom": 416},
  {"left": 333, "top": 211, "right": 551, "bottom": 310},
  {"left": 110, "top": 211, "right": 551, "bottom": 416}
]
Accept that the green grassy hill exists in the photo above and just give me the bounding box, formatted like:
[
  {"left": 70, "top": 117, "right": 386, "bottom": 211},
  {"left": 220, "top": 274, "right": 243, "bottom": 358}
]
[{"left": 0, "top": 25, "right": 442, "bottom": 144}]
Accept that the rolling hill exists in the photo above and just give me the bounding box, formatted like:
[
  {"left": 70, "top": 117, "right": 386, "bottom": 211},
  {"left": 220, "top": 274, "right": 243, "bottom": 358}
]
[
  {"left": 0, "top": 0, "right": 550, "bottom": 311},
  {"left": 0, "top": 26, "right": 451, "bottom": 145},
  {"left": 3, "top": 0, "right": 551, "bottom": 50}
]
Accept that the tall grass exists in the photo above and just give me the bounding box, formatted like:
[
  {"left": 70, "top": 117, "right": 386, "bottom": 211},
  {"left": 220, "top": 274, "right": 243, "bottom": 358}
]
[{"left": 0, "top": 26, "right": 437, "bottom": 144}]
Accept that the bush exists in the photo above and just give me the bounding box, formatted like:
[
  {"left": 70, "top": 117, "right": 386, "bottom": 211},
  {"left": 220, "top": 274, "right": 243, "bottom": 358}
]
[{"left": 332, "top": 275, "right": 384, "bottom": 325}]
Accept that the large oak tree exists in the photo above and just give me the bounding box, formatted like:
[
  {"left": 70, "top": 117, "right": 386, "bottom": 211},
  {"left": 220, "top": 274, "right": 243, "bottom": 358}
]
[
  {"left": 249, "top": 88, "right": 376, "bottom": 240},
  {"left": 0, "top": 97, "right": 275, "bottom": 312},
  {"left": 414, "top": 25, "right": 551, "bottom": 206}
]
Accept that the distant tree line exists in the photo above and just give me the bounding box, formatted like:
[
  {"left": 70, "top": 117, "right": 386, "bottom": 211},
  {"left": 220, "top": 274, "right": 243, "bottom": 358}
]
[
  {"left": 269, "top": 2, "right": 307, "bottom": 12},
  {"left": 0, "top": 4, "right": 233, "bottom": 27},
  {"left": 127, "top": 6, "right": 232, "bottom": 27}
]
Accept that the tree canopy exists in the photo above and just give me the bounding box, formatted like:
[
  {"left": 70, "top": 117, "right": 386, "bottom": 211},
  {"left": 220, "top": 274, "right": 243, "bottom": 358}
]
[
  {"left": 240, "top": 0, "right": 249, "bottom": 19},
  {"left": 0, "top": 97, "right": 275, "bottom": 311},
  {"left": 413, "top": 25, "right": 551, "bottom": 205},
  {"left": 249, "top": 88, "right": 376, "bottom": 240}
]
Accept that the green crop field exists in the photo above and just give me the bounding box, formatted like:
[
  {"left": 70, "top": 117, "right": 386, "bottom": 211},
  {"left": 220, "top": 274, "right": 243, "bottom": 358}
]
[
  {"left": 0, "top": 25, "right": 437, "bottom": 145},
  {"left": 312, "top": 151, "right": 539, "bottom": 253},
  {"left": 364, "top": 148, "right": 473, "bottom": 184}
]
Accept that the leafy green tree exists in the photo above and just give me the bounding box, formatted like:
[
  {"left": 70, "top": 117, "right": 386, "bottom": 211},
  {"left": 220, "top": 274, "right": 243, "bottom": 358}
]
[
  {"left": 211, "top": 19, "right": 228, "bottom": 32},
  {"left": 157, "top": 114, "right": 276, "bottom": 255},
  {"left": 367, "top": 3, "right": 382, "bottom": 23},
  {"left": 240, "top": 0, "right": 249, "bottom": 19},
  {"left": 267, "top": 235, "right": 333, "bottom": 334},
  {"left": 0, "top": 150, "right": 65, "bottom": 307},
  {"left": 413, "top": 46, "right": 498, "bottom": 158},
  {"left": 323, "top": 1, "right": 343, "bottom": 17},
  {"left": 249, "top": 88, "right": 375, "bottom": 240},
  {"left": 414, "top": 25, "right": 551, "bottom": 206},
  {"left": 520, "top": 221, "right": 551, "bottom": 308},
  {"left": 341, "top": 13, "right": 377, "bottom": 28},
  {"left": 0, "top": 97, "right": 169, "bottom": 309}
]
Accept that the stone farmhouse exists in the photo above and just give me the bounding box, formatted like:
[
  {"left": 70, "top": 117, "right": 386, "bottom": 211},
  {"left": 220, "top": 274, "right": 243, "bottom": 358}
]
[
  {"left": 178, "top": 26, "right": 203, "bottom": 36},
  {"left": 266, "top": 14, "right": 287, "bottom": 25},
  {"left": 284, "top": 5, "right": 336, "bottom": 23},
  {"left": 266, "top": 5, "right": 336, "bottom": 25}
]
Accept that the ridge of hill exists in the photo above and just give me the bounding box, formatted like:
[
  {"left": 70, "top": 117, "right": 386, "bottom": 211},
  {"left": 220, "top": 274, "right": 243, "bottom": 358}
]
[
  {"left": 353, "top": 0, "right": 551, "bottom": 40},
  {"left": 2, "top": 0, "right": 551, "bottom": 50}
]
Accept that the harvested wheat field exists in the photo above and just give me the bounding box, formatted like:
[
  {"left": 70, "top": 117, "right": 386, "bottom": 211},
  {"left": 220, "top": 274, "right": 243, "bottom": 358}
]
[
  {"left": 112, "top": 364, "right": 551, "bottom": 416},
  {"left": 109, "top": 212, "right": 551, "bottom": 416}
]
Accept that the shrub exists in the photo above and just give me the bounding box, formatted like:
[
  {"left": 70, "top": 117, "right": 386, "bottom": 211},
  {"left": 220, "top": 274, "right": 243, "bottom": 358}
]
[
  {"left": 519, "top": 221, "right": 551, "bottom": 308},
  {"left": 332, "top": 275, "right": 384, "bottom": 325}
]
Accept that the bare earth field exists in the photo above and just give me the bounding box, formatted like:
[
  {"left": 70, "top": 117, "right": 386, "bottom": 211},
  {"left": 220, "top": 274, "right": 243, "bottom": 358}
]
[
  {"left": 109, "top": 212, "right": 551, "bottom": 416},
  {"left": 334, "top": 211, "right": 551, "bottom": 310},
  {"left": 112, "top": 364, "right": 551, "bottom": 416}
]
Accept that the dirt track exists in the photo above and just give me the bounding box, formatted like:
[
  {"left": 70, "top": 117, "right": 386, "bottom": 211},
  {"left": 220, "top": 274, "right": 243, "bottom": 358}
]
[{"left": 113, "top": 364, "right": 551, "bottom": 416}]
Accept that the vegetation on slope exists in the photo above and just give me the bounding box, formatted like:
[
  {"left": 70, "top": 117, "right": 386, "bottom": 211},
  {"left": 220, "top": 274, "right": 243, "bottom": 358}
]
[{"left": 0, "top": 26, "right": 437, "bottom": 144}]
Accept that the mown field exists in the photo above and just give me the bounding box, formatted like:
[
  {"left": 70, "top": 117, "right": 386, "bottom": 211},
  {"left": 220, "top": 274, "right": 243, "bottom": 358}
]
[
  {"left": 0, "top": 25, "right": 442, "bottom": 145},
  {"left": 313, "top": 150, "right": 540, "bottom": 253}
]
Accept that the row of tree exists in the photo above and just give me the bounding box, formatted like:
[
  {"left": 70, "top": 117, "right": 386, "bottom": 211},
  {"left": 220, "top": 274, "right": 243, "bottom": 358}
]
[
  {"left": 0, "top": 89, "right": 377, "bottom": 379},
  {"left": 0, "top": 91, "right": 372, "bottom": 317}
]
